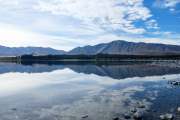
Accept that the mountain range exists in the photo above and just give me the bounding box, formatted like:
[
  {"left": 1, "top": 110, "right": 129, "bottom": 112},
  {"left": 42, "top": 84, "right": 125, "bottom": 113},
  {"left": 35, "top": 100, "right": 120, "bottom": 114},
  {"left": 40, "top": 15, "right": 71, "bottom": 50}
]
[
  {"left": 0, "top": 45, "right": 65, "bottom": 56},
  {"left": 1, "top": 40, "right": 180, "bottom": 56}
]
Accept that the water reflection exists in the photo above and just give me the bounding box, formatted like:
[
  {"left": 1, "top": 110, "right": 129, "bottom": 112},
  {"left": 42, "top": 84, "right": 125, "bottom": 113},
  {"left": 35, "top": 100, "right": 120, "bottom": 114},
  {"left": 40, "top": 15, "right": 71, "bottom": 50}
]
[
  {"left": 0, "top": 61, "right": 180, "bottom": 79},
  {"left": 0, "top": 62, "right": 180, "bottom": 120}
]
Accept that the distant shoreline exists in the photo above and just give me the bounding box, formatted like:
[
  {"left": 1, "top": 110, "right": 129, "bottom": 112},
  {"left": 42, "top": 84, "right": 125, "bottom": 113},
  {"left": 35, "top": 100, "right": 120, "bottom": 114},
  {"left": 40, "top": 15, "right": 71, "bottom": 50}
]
[{"left": 1, "top": 54, "right": 180, "bottom": 63}]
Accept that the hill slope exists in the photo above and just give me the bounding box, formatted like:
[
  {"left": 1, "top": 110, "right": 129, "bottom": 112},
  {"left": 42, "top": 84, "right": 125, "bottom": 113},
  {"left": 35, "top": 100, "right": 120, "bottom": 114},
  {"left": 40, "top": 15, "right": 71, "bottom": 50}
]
[
  {"left": 0, "top": 46, "right": 66, "bottom": 56},
  {"left": 68, "top": 40, "right": 180, "bottom": 55}
]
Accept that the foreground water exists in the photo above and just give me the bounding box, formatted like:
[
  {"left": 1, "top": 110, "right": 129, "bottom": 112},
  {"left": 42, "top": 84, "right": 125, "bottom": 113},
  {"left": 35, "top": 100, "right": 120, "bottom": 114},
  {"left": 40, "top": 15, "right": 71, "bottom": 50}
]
[{"left": 0, "top": 61, "right": 180, "bottom": 120}]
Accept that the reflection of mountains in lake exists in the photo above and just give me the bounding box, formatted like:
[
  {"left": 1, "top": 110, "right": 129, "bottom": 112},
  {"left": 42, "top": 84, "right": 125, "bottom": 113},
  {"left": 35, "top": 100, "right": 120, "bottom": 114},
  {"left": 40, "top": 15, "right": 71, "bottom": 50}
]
[
  {"left": 68, "top": 64, "right": 180, "bottom": 79},
  {"left": 0, "top": 62, "right": 180, "bottom": 79},
  {"left": 0, "top": 63, "right": 65, "bottom": 74}
]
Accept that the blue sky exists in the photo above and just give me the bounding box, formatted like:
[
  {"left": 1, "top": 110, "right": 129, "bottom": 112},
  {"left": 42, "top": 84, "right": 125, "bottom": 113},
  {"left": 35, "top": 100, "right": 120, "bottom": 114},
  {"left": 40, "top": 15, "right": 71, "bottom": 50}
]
[{"left": 0, "top": 0, "right": 179, "bottom": 50}]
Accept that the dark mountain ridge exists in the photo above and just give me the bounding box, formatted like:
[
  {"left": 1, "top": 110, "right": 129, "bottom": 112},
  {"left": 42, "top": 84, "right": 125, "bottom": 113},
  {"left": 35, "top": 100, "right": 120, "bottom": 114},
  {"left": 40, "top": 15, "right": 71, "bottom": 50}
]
[
  {"left": 68, "top": 40, "right": 180, "bottom": 55},
  {"left": 0, "top": 45, "right": 66, "bottom": 56}
]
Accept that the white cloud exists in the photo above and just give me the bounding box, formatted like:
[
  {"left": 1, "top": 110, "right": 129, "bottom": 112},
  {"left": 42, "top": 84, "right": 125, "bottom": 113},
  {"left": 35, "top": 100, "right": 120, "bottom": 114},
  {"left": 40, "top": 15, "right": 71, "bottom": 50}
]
[
  {"left": 34, "top": 0, "right": 153, "bottom": 34},
  {"left": 145, "top": 19, "right": 159, "bottom": 29},
  {"left": 0, "top": 23, "right": 82, "bottom": 50},
  {"left": 0, "top": 0, "right": 19, "bottom": 6},
  {"left": 30, "top": 17, "right": 105, "bottom": 37},
  {"left": 153, "top": 0, "right": 180, "bottom": 10},
  {"left": 164, "top": 0, "right": 180, "bottom": 7}
]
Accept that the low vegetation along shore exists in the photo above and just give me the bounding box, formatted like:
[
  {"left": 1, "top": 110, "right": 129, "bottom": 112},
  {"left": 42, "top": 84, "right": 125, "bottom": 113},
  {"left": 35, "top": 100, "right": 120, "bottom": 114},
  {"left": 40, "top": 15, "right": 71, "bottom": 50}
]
[{"left": 1, "top": 54, "right": 180, "bottom": 62}]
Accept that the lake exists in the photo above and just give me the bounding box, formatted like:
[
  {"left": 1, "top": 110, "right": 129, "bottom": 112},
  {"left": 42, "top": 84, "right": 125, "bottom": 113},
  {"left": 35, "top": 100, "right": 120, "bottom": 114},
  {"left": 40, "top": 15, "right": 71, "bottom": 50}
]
[{"left": 0, "top": 61, "right": 180, "bottom": 120}]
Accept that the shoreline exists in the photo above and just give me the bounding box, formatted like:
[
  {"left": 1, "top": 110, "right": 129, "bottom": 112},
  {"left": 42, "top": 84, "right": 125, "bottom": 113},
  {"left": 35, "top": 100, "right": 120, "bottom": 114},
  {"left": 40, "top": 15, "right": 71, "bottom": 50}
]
[{"left": 1, "top": 54, "right": 180, "bottom": 62}]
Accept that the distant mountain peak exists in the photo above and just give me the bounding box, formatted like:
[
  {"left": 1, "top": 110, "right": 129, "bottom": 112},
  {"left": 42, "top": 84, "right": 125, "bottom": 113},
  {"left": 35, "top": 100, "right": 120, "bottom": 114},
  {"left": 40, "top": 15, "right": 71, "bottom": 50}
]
[
  {"left": 68, "top": 40, "right": 180, "bottom": 55},
  {"left": 0, "top": 45, "right": 66, "bottom": 56}
]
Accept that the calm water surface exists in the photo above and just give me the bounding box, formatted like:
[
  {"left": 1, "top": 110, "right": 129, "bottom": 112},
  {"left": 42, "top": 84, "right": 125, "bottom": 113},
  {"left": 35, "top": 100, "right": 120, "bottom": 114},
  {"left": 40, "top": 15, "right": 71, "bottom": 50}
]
[{"left": 0, "top": 62, "right": 180, "bottom": 120}]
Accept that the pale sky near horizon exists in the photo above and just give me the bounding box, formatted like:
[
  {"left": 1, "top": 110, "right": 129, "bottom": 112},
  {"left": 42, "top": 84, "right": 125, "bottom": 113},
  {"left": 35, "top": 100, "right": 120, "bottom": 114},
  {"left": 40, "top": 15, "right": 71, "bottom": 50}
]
[{"left": 0, "top": 0, "right": 179, "bottom": 51}]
